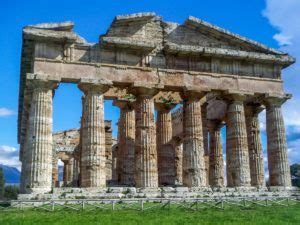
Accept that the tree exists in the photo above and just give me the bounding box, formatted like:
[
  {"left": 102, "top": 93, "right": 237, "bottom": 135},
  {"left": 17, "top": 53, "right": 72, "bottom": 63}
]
[
  {"left": 290, "top": 164, "right": 300, "bottom": 187},
  {"left": 4, "top": 185, "right": 19, "bottom": 200},
  {"left": 0, "top": 167, "right": 5, "bottom": 198}
]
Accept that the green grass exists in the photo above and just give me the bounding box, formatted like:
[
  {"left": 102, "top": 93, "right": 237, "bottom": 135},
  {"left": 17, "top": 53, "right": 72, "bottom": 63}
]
[{"left": 0, "top": 203, "right": 300, "bottom": 225}]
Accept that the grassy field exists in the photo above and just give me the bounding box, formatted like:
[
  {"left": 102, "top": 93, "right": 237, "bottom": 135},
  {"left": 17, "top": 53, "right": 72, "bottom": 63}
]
[{"left": 0, "top": 203, "right": 300, "bottom": 225}]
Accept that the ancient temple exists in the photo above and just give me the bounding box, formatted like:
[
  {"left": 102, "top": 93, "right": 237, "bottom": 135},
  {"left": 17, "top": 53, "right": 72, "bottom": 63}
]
[{"left": 18, "top": 12, "right": 295, "bottom": 194}]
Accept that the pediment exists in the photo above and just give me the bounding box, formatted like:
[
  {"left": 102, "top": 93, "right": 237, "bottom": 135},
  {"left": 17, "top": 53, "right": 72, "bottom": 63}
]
[
  {"left": 165, "top": 24, "right": 247, "bottom": 52},
  {"left": 166, "top": 16, "right": 283, "bottom": 55},
  {"left": 100, "top": 13, "right": 292, "bottom": 63}
]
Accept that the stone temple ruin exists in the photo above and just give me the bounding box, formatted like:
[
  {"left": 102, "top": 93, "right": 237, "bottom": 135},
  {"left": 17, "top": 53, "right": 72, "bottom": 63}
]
[{"left": 18, "top": 12, "right": 298, "bottom": 199}]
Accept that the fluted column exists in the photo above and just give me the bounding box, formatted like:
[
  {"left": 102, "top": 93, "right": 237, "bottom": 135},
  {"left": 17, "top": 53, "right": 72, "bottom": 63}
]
[
  {"left": 133, "top": 88, "right": 158, "bottom": 188},
  {"left": 114, "top": 100, "right": 135, "bottom": 186},
  {"left": 201, "top": 103, "right": 210, "bottom": 186},
  {"left": 52, "top": 149, "right": 58, "bottom": 188},
  {"left": 209, "top": 120, "right": 224, "bottom": 187},
  {"left": 23, "top": 80, "right": 58, "bottom": 193},
  {"left": 182, "top": 94, "right": 206, "bottom": 187},
  {"left": 63, "top": 160, "right": 69, "bottom": 186},
  {"left": 79, "top": 82, "right": 110, "bottom": 187},
  {"left": 173, "top": 139, "right": 183, "bottom": 185},
  {"left": 116, "top": 116, "right": 124, "bottom": 183},
  {"left": 72, "top": 158, "right": 79, "bottom": 187},
  {"left": 226, "top": 94, "right": 251, "bottom": 187},
  {"left": 156, "top": 103, "right": 175, "bottom": 186},
  {"left": 245, "top": 104, "right": 265, "bottom": 187},
  {"left": 266, "top": 97, "right": 291, "bottom": 187}
]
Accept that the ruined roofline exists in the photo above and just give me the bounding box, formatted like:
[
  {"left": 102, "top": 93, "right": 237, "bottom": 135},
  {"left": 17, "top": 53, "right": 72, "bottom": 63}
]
[
  {"left": 23, "top": 21, "right": 87, "bottom": 44},
  {"left": 53, "top": 128, "right": 80, "bottom": 135},
  {"left": 105, "top": 12, "right": 293, "bottom": 59},
  {"left": 185, "top": 16, "right": 284, "bottom": 56},
  {"left": 25, "top": 21, "right": 75, "bottom": 31},
  {"left": 53, "top": 120, "right": 112, "bottom": 135},
  {"left": 114, "top": 12, "right": 159, "bottom": 23}
]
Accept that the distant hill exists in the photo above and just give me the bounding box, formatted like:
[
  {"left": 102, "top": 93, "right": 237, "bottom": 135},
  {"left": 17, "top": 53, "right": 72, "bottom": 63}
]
[{"left": 0, "top": 165, "right": 20, "bottom": 185}]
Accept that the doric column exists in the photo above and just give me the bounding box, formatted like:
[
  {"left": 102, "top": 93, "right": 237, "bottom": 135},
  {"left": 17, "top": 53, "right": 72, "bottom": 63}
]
[
  {"left": 111, "top": 145, "right": 118, "bottom": 183},
  {"left": 114, "top": 100, "right": 135, "bottom": 186},
  {"left": 104, "top": 122, "right": 113, "bottom": 181},
  {"left": 156, "top": 103, "right": 176, "bottom": 186},
  {"left": 116, "top": 117, "right": 124, "bottom": 183},
  {"left": 133, "top": 87, "right": 158, "bottom": 188},
  {"left": 23, "top": 79, "right": 58, "bottom": 193},
  {"left": 201, "top": 103, "right": 210, "bottom": 186},
  {"left": 172, "top": 139, "right": 183, "bottom": 185},
  {"left": 208, "top": 120, "right": 224, "bottom": 187},
  {"left": 245, "top": 104, "right": 265, "bottom": 187},
  {"left": 63, "top": 160, "right": 69, "bottom": 186},
  {"left": 79, "top": 82, "right": 110, "bottom": 187},
  {"left": 182, "top": 93, "right": 207, "bottom": 187},
  {"left": 226, "top": 94, "right": 251, "bottom": 187},
  {"left": 265, "top": 97, "right": 291, "bottom": 187},
  {"left": 72, "top": 158, "right": 79, "bottom": 187},
  {"left": 52, "top": 156, "right": 58, "bottom": 188}
]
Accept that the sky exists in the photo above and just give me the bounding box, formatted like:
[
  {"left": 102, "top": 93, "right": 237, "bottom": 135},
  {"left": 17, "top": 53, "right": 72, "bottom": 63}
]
[{"left": 0, "top": 0, "right": 299, "bottom": 172}]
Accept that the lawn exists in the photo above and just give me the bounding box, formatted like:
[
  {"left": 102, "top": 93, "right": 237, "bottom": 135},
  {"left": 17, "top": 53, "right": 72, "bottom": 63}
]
[{"left": 0, "top": 203, "right": 300, "bottom": 225}]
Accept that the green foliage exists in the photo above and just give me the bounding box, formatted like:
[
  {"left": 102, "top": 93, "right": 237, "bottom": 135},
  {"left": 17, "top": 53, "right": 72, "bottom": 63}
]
[
  {"left": 158, "top": 96, "right": 175, "bottom": 106},
  {"left": 290, "top": 164, "right": 300, "bottom": 187},
  {"left": 4, "top": 185, "right": 19, "bottom": 200},
  {"left": 1, "top": 204, "right": 300, "bottom": 225},
  {"left": 0, "top": 168, "right": 5, "bottom": 198}
]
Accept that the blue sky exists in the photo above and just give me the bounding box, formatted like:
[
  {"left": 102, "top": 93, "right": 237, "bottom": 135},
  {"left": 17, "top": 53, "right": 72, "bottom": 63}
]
[{"left": 0, "top": 0, "right": 299, "bottom": 171}]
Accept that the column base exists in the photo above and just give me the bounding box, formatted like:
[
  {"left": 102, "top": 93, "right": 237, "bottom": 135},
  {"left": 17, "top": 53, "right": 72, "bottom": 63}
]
[{"left": 16, "top": 186, "right": 300, "bottom": 200}]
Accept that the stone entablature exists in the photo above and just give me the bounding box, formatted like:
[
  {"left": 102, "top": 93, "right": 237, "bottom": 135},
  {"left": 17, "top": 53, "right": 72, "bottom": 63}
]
[{"left": 18, "top": 12, "right": 295, "bottom": 194}]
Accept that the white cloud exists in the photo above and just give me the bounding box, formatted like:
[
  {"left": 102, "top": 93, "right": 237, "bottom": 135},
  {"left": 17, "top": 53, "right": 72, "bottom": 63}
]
[
  {"left": 287, "top": 139, "right": 300, "bottom": 164},
  {"left": 0, "top": 107, "right": 15, "bottom": 117},
  {"left": 273, "top": 33, "right": 292, "bottom": 46},
  {"left": 0, "top": 145, "right": 21, "bottom": 171},
  {"left": 263, "top": 0, "right": 300, "bottom": 164}
]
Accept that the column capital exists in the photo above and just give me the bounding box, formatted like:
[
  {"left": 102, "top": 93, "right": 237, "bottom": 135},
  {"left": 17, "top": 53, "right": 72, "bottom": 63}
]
[
  {"left": 78, "top": 78, "right": 112, "bottom": 94},
  {"left": 181, "top": 86, "right": 209, "bottom": 101},
  {"left": 113, "top": 99, "right": 135, "bottom": 109},
  {"left": 129, "top": 82, "right": 163, "bottom": 96},
  {"left": 264, "top": 94, "right": 291, "bottom": 107},
  {"left": 26, "top": 77, "right": 59, "bottom": 91},
  {"left": 207, "top": 119, "right": 225, "bottom": 132},
  {"left": 223, "top": 91, "right": 252, "bottom": 103},
  {"left": 155, "top": 102, "right": 176, "bottom": 111},
  {"left": 244, "top": 103, "right": 265, "bottom": 116}
]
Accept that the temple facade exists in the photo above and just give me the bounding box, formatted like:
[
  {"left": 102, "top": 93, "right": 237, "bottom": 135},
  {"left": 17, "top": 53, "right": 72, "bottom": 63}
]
[{"left": 18, "top": 12, "right": 295, "bottom": 194}]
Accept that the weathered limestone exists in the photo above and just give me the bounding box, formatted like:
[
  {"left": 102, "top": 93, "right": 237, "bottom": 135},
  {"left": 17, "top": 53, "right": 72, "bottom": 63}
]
[
  {"left": 104, "top": 122, "right": 113, "bottom": 181},
  {"left": 116, "top": 117, "right": 124, "bottom": 183},
  {"left": 114, "top": 100, "right": 135, "bottom": 186},
  {"left": 63, "top": 159, "right": 74, "bottom": 186},
  {"left": 245, "top": 104, "right": 265, "bottom": 187},
  {"left": 133, "top": 88, "right": 158, "bottom": 187},
  {"left": 79, "top": 83, "right": 110, "bottom": 187},
  {"left": 173, "top": 140, "right": 183, "bottom": 185},
  {"left": 182, "top": 94, "right": 207, "bottom": 187},
  {"left": 18, "top": 13, "right": 295, "bottom": 196},
  {"left": 156, "top": 103, "right": 176, "bottom": 186},
  {"left": 226, "top": 94, "right": 251, "bottom": 187},
  {"left": 266, "top": 97, "right": 291, "bottom": 187},
  {"left": 201, "top": 103, "right": 210, "bottom": 187},
  {"left": 72, "top": 159, "right": 80, "bottom": 186},
  {"left": 23, "top": 80, "right": 58, "bottom": 193},
  {"left": 209, "top": 120, "right": 225, "bottom": 187}
]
